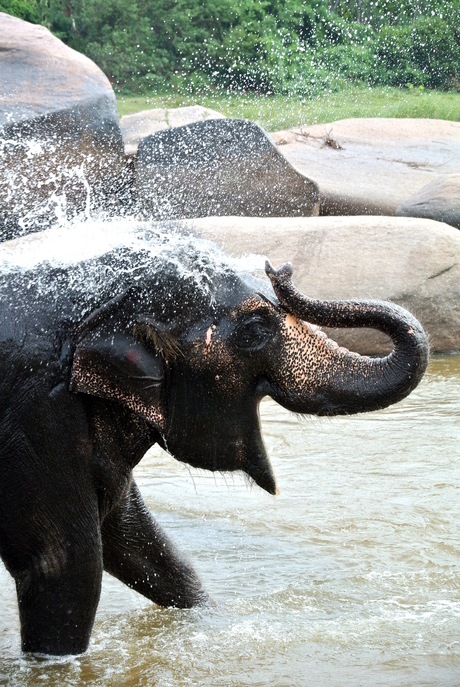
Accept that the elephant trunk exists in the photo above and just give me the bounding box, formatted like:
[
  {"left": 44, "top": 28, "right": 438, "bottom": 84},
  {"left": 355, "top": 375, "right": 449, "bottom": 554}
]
[{"left": 264, "top": 262, "right": 429, "bottom": 416}]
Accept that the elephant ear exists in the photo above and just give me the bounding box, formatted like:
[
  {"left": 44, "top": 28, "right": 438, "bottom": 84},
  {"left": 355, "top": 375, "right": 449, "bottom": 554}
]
[{"left": 70, "top": 321, "right": 171, "bottom": 431}]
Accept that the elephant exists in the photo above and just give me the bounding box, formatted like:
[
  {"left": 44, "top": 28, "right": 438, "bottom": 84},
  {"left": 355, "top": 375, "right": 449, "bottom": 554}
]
[{"left": 0, "top": 223, "right": 429, "bottom": 656}]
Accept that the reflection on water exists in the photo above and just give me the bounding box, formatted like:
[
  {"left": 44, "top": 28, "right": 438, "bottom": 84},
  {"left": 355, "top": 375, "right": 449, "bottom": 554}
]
[{"left": 1, "top": 355, "right": 459, "bottom": 686}]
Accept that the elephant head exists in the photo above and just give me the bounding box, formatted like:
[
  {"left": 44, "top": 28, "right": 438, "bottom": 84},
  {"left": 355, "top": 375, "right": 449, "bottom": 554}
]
[{"left": 70, "top": 251, "right": 429, "bottom": 496}]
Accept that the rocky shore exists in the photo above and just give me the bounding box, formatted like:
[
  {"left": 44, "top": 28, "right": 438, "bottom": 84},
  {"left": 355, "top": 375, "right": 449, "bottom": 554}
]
[{"left": 1, "top": 11, "right": 459, "bottom": 353}]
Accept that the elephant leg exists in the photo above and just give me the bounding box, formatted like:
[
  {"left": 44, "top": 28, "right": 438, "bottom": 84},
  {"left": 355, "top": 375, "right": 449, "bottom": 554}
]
[
  {"left": 15, "top": 522, "right": 103, "bottom": 655},
  {"left": 101, "top": 479, "right": 208, "bottom": 608}
]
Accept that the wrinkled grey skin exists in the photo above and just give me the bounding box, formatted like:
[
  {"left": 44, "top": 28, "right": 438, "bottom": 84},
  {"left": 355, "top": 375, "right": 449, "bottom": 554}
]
[{"left": 0, "top": 229, "right": 429, "bottom": 655}]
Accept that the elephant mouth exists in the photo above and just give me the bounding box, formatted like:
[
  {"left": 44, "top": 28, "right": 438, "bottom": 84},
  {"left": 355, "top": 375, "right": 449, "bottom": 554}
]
[
  {"left": 238, "top": 396, "right": 278, "bottom": 495},
  {"left": 168, "top": 430, "right": 278, "bottom": 495},
  {"left": 244, "top": 453, "right": 278, "bottom": 495},
  {"left": 164, "top": 389, "right": 278, "bottom": 495}
]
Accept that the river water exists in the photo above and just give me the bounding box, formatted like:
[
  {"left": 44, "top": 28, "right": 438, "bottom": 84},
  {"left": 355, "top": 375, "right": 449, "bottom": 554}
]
[{"left": 0, "top": 355, "right": 459, "bottom": 686}]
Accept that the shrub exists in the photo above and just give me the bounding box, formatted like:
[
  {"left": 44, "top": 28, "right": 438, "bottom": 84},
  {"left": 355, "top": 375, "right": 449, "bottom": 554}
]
[
  {"left": 0, "top": 0, "right": 40, "bottom": 23},
  {"left": 1, "top": 0, "right": 459, "bottom": 94},
  {"left": 375, "top": 16, "right": 460, "bottom": 88}
]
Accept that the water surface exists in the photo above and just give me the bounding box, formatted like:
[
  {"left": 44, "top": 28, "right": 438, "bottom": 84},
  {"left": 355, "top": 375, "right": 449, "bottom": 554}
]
[{"left": 1, "top": 355, "right": 459, "bottom": 686}]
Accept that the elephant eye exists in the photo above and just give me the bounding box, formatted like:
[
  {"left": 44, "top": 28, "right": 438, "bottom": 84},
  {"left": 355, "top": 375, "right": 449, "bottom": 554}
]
[{"left": 233, "top": 315, "right": 275, "bottom": 351}]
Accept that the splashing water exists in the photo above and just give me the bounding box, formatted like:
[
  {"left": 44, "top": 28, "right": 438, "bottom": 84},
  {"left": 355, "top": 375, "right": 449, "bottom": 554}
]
[
  {"left": 0, "top": 135, "right": 101, "bottom": 237},
  {"left": 0, "top": 216, "right": 267, "bottom": 292}
]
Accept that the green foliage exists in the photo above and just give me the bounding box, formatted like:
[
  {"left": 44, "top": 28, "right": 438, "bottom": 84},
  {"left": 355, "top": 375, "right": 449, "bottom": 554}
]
[
  {"left": 375, "top": 15, "right": 460, "bottom": 88},
  {"left": 329, "top": 0, "right": 456, "bottom": 28},
  {"left": 0, "top": 0, "right": 41, "bottom": 22},
  {"left": 2, "top": 0, "right": 460, "bottom": 94}
]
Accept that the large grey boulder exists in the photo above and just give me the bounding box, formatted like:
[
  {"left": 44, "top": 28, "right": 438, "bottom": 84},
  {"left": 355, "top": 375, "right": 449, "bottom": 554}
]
[
  {"left": 271, "top": 119, "right": 460, "bottom": 217},
  {"left": 182, "top": 215, "right": 460, "bottom": 354},
  {"left": 396, "top": 174, "right": 460, "bottom": 230},
  {"left": 134, "top": 118, "right": 320, "bottom": 220},
  {"left": 0, "top": 13, "right": 124, "bottom": 240},
  {"left": 120, "top": 105, "right": 225, "bottom": 156}
]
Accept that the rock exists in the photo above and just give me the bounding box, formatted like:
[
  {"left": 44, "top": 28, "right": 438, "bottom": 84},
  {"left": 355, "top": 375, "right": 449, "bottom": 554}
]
[
  {"left": 396, "top": 174, "right": 460, "bottom": 230},
  {"left": 120, "top": 105, "right": 225, "bottom": 156},
  {"left": 271, "top": 119, "right": 460, "bottom": 217},
  {"left": 0, "top": 12, "right": 124, "bottom": 241},
  {"left": 134, "top": 118, "right": 320, "bottom": 220},
  {"left": 180, "top": 215, "right": 460, "bottom": 354}
]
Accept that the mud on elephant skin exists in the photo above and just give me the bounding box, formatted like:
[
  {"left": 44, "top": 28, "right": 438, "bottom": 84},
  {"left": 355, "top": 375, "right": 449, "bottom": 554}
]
[{"left": 0, "top": 223, "right": 428, "bottom": 655}]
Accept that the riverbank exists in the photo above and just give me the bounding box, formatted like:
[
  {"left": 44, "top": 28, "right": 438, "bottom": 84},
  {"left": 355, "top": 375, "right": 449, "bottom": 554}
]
[{"left": 117, "top": 85, "right": 460, "bottom": 131}]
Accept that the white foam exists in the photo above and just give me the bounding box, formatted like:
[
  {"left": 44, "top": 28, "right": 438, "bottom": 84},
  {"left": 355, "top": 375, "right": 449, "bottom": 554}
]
[
  {"left": 0, "top": 216, "right": 267, "bottom": 279},
  {"left": 0, "top": 217, "right": 147, "bottom": 271}
]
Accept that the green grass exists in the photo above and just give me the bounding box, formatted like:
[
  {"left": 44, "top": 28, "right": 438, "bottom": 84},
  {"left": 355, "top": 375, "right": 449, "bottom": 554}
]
[{"left": 116, "top": 85, "right": 460, "bottom": 131}]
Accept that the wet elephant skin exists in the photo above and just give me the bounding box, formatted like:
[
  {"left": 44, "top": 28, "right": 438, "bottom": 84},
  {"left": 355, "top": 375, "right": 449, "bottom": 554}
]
[{"left": 0, "top": 233, "right": 428, "bottom": 655}]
